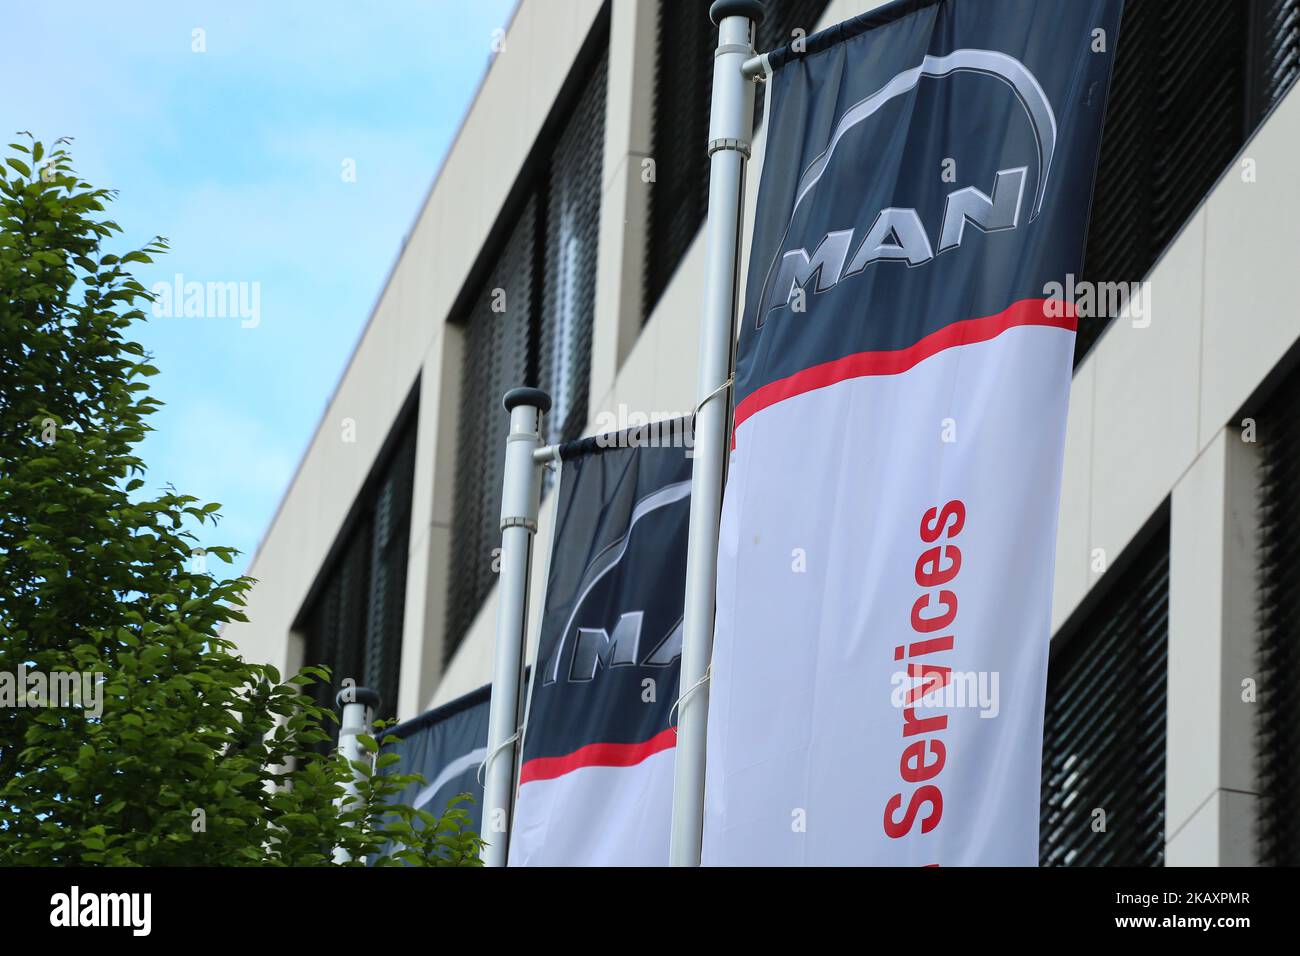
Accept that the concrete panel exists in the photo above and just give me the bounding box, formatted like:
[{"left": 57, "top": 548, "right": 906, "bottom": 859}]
[
  {"left": 1051, "top": 360, "right": 1095, "bottom": 634},
  {"left": 430, "top": 323, "right": 465, "bottom": 527},
  {"left": 1089, "top": 210, "right": 1205, "bottom": 581},
  {"left": 397, "top": 523, "right": 433, "bottom": 718},
  {"left": 650, "top": 236, "right": 706, "bottom": 416},
  {"left": 1201, "top": 85, "right": 1300, "bottom": 446},
  {"left": 1166, "top": 791, "right": 1220, "bottom": 866},
  {"left": 1220, "top": 430, "right": 1262, "bottom": 800},
  {"left": 1167, "top": 427, "right": 1261, "bottom": 850},
  {"left": 395, "top": 326, "right": 455, "bottom": 718},
  {"left": 1218, "top": 789, "right": 1261, "bottom": 868},
  {"left": 823, "top": 0, "right": 887, "bottom": 31},
  {"left": 399, "top": 521, "right": 455, "bottom": 717},
  {"left": 1166, "top": 789, "right": 1259, "bottom": 867},
  {"left": 602, "top": 0, "right": 656, "bottom": 180},
  {"left": 596, "top": 293, "right": 660, "bottom": 427},
  {"left": 590, "top": 153, "right": 652, "bottom": 413},
  {"left": 393, "top": 228, "right": 442, "bottom": 372},
  {"left": 1168, "top": 431, "right": 1230, "bottom": 835}
]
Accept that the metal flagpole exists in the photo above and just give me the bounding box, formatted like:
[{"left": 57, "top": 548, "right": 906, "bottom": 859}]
[
  {"left": 512, "top": 441, "right": 562, "bottom": 809},
  {"left": 332, "top": 686, "right": 380, "bottom": 864},
  {"left": 669, "top": 0, "right": 764, "bottom": 867},
  {"left": 481, "top": 386, "right": 551, "bottom": 867}
]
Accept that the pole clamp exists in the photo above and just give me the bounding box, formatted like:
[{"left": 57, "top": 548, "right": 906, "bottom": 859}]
[
  {"left": 714, "top": 43, "right": 753, "bottom": 58},
  {"left": 708, "top": 137, "right": 751, "bottom": 158},
  {"left": 501, "top": 515, "right": 537, "bottom": 533}
]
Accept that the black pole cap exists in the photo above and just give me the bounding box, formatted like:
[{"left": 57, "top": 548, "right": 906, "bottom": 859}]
[
  {"left": 335, "top": 686, "right": 381, "bottom": 710},
  {"left": 710, "top": 0, "right": 765, "bottom": 26},
  {"left": 503, "top": 386, "right": 552, "bottom": 414}
]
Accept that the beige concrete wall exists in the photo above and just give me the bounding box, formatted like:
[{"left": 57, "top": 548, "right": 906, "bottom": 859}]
[{"left": 1166, "top": 427, "right": 1261, "bottom": 865}]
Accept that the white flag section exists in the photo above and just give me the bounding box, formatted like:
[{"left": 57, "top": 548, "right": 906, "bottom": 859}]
[
  {"left": 703, "top": 0, "right": 1123, "bottom": 865},
  {"left": 709, "top": 316, "right": 1072, "bottom": 865}
]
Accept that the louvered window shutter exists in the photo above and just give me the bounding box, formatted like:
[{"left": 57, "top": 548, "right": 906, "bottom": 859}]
[{"left": 1041, "top": 521, "right": 1170, "bottom": 866}]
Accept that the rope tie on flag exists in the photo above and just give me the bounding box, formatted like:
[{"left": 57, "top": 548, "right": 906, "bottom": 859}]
[
  {"left": 670, "top": 374, "right": 733, "bottom": 733},
  {"left": 669, "top": 663, "right": 712, "bottom": 735},
  {"left": 691, "top": 375, "right": 733, "bottom": 430},
  {"left": 477, "top": 729, "right": 519, "bottom": 788}
]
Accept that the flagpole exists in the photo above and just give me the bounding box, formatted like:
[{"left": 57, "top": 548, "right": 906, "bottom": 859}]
[
  {"left": 332, "top": 686, "right": 380, "bottom": 864},
  {"left": 482, "top": 386, "right": 550, "bottom": 867},
  {"left": 670, "top": 0, "right": 763, "bottom": 867}
]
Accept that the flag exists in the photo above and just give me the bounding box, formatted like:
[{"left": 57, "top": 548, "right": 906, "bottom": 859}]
[
  {"left": 705, "top": 0, "right": 1123, "bottom": 865},
  {"left": 379, "top": 684, "right": 491, "bottom": 839},
  {"left": 510, "top": 425, "right": 692, "bottom": 865}
]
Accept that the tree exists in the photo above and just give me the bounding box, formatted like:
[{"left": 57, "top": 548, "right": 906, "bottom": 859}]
[{"left": 0, "top": 135, "right": 481, "bottom": 866}]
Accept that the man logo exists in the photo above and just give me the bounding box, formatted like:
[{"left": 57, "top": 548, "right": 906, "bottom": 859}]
[
  {"left": 758, "top": 49, "right": 1058, "bottom": 326},
  {"left": 542, "top": 480, "right": 689, "bottom": 686}
]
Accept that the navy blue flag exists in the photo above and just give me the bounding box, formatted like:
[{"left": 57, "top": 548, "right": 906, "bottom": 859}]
[
  {"left": 379, "top": 684, "right": 490, "bottom": 839},
  {"left": 708, "top": 0, "right": 1123, "bottom": 864},
  {"left": 510, "top": 425, "right": 692, "bottom": 865}
]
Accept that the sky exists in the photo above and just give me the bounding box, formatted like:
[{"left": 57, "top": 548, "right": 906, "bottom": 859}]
[{"left": 1, "top": 0, "right": 517, "bottom": 577}]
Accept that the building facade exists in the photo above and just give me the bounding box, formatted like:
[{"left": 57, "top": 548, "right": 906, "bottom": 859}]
[{"left": 225, "top": 0, "right": 1300, "bottom": 866}]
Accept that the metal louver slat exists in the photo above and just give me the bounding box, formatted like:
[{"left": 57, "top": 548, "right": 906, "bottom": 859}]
[
  {"left": 1076, "top": 0, "right": 1250, "bottom": 364},
  {"left": 364, "top": 423, "right": 416, "bottom": 722},
  {"left": 1077, "top": 0, "right": 1300, "bottom": 365},
  {"left": 1040, "top": 521, "right": 1169, "bottom": 867},
  {"left": 1251, "top": 0, "right": 1300, "bottom": 118},
  {"left": 1256, "top": 370, "right": 1300, "bottom": 866},
  {"left": 335, "top": 522, "right": 370, "bottom": 704},
  {"left": 1264, "top": 0, "right": 1300, "bottom": 103},
  {"left": 300, "top": 409, "right": 416, "bottom": 747},
  {"left": 644, "top": 1, "right": 714, "bottom": 321},
  {"left": 302, "top": 515, "right": 369, "bottom": 734},
  {"left": 446, "top": 199, "right": 537, "bottom": 662},
  {"left": 542, "top": 49, "right": 608, "bottom": 448},
  {"left": 444, "top": 28, "right": 610, "bottom": 662},
  {"left": 644, "top": 1, "right": 831, "bottom": 320}
]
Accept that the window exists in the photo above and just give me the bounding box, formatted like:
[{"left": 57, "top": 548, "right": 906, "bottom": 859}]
[
  {"left": 1075, "top": 0, "right": 1300, "bottom": 363},
  {"left": 446, "top": 203, "right": 538, "bottom": 665},
  {"left": 643, "top": 0, "right": 831, "bottom": 320},
  {"left": 1251, "top": 0, "right": 1300, "bottom": 116},
  {"left": 444, "top": 42, "right": 609, "bottom": 663},
  {"left": 643, "top": 3, "right": 713, "bottom": 322},
  {"left": 543, "top": 50, "right": 608, "bottom": 446},
  {"left": 1040, "top": 518, "right": 1170, "bottom": 866},
  {"left": 300, "top": 409, "right": 417, "bottom": 740},
  {"left": 1255, "top": 364, "right": 1300, "bottom": 866}
]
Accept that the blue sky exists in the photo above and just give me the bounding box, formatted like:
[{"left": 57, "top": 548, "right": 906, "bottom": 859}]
[{"left": 1, "top": 0, "right": 517, "bottom": 576}]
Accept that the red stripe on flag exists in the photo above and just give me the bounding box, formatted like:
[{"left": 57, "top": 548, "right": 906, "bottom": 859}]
[
  {"left": 732, "top": 298, "right": 1077, "bottom": 443},
  {"left": 518, "top": 727, "right": 678, "bottom": 785}
]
